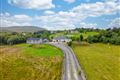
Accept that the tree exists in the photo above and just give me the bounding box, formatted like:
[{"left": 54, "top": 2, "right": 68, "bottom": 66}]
[
  {"left": 7, "top": 35, "right": 26, "bottom": 45},
  {"left": 0, "top": 34, "right": 8, "bottom": 44},
  {"left": 7, "top": 36, "right": 17, "bottom": 45},
  {"left": 67, "top": 41, "right": 72, "bottom": 46},
  {"left": 71, "top": 37, "right": 76, "bottom": 41},
  {"left": 115, "top": 37, "right": 120, "bottom": 45},
  {"left": 87, "top": 35, "right": 99, "bottom": 43},
  {"left": 87, "top": 36, "right": 94, "bottom": 43},
  {"left": 79, "top": 35, "right": 83, "bottom": 41}
]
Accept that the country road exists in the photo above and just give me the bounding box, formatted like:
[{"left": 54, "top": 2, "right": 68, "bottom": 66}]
[{"left": 49, "top": 43, "right": 86, "bottom": 80}]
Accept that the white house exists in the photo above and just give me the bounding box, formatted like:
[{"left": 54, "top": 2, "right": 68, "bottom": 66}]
[
  {"left": 52, "top": 36, "right": 71, "bottom": 43},
  {"left": 27, "top": 38, "right": 43, "bottom": 44}
]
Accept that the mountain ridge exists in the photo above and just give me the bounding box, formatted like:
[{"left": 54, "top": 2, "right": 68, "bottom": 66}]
[{"left": 0, "top": 26, "right": 46, "bottom": 32}]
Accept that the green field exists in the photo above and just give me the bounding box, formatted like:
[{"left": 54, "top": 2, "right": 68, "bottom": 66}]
[
  {"left": 0, "top": 44, "right": 63, "bottom": 80},
  {"left": 66, "top": 31, "right": 99, "bottom": 39},
  {"left": 73, "top": 43, "right": 120, "bottom": 80},
  {"left": 50, "top": 31, "right": 98, "bottom": 39},
  {"left": 50, "top": 32, "right": 65, "bottom": 39}
]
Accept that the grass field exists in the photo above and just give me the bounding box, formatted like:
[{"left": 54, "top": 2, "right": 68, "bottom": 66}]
[
  {"left": 0, "top": 44, "right": 63, "bottom": 80},
  {"left": 50, "top": 31, "right": 98, "bottom": 40},
  {"left": 50, "top": 32, "right": 65, "bottom": 39},
  {"left": 73, "top": 43, "right": 120, "bottom": 80},
  {"left": 66, "top": 31, "right": 99, "bottom": 39}
]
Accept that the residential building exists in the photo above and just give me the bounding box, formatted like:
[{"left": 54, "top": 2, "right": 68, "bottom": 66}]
[
  {"left": 53, "top": 36, "right": 71, "bottom": 42},
  {"left": 27, "top": 38, "right": 44, "bottom": 44}
]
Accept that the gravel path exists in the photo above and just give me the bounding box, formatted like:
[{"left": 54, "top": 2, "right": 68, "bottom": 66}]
[{"left": 49, "top": 43, "right": 86, "bottom": 80}]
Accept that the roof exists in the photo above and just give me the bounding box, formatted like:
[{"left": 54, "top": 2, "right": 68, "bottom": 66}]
[
  {"left": 53, "top": 36, "right": 69, "bottom": 40},
  {"left": 27, "top": 38, "right": 42, "bottom": 41}
]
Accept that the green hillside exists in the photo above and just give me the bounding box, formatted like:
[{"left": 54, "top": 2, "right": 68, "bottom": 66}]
[{"left": 0, "top": 26, "right": 46, "bottom": 32}]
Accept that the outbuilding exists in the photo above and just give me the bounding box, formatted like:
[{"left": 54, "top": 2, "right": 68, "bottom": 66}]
[{"left": 52, "top": 36, "right": 71, "bottom": 43}]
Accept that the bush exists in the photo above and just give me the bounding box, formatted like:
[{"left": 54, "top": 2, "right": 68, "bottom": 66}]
[
  {"left": 87, "top": 35, "right": 99, "bottom": 43},
  {"left": 0, "top": 35, "right": 8, "bottom": 44},
  {"left": 28, "top": 44, "right": 33, "bottom": 47},
  {"left": 67, "top": 41, "right": 72, "bottom": 46},
  {"left": 115, "top": 37, "right": 120, "bottom": 45},
  {"left": 86, "top": 28, "right": 120, "bottom": 45},
  {"left": 7, "top": 35, "right": 26, "bottom": 45},
  {"left": 102, "top": 38, "right": 110, "bottom": 43},
  {"left": 80, "top": 35, "right": 83, "bottom": 41},
  {"left": 110, "top": 38, "right": 116, "bottom": 44}
]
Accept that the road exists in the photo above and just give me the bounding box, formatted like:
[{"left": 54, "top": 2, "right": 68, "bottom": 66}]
[{"left": 49, "top": 43, "right": 86, "bottom": 80}]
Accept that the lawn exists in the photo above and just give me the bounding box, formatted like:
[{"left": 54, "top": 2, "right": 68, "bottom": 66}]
[
  {"left": 73, "top": 43, "right": 120, "bottom": 80},
  {"left": 0, "top": 44, "right": 63, "bottom": 80}
]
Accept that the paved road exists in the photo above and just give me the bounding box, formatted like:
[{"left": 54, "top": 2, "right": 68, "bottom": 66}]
[{"left": 49, "top": 43, "right": 86, "bottom": 80}]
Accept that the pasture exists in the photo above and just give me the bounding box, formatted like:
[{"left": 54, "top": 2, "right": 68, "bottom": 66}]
[
  {"left": 66, "top": 31, "right": 99, "bottom": 39},
  {"left": 73, "top": 43, "right": 120, "bottom": 80},
  {"left": 0, "top": 44, "right": 63, "bottom": 80}
]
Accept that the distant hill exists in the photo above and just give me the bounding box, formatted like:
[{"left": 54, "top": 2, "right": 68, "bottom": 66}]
[{"left": 0, "top": 26, "right": 46, "bottom": 32}]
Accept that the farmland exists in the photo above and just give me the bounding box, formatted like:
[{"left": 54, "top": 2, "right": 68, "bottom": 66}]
[
  {"left": 66, "top": 31, "right": 99, "bottom": 39},
  {"left": 73, "top": 43, "right": 120, "bottom": 80},
  {"left": 0, "top": 44, "right": 63, "bottom": 80},
  {"left": 50, "top": 31, "right": 99, "bottom": 39}
]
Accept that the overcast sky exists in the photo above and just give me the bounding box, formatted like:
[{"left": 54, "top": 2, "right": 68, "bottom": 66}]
[{"left": 0, "top": 0, "right": 120, "bottom": 30}]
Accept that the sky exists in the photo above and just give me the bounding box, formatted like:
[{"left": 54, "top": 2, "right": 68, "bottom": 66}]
[{"left": 0, "top": 0, "right": 120, "bottom": 30}]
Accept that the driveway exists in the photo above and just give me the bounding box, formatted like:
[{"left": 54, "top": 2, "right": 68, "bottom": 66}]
[{"left": 49, "top": 42, "right": 86, "bottom": 80}]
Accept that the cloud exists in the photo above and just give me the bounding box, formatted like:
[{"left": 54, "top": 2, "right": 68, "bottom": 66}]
[
  {"left": 8, "top": 0, "right": 55, "bottom": 10},
  {"left": 79, "top": 22, "right": 97, "bottom": 28},
  {"left": 0, "top": 13, "right": 32, "bottom": 27},
  {"left": 44, "top": 10, "right": 55, "bottom": 14},
  {"left": 71, "top": 1, "right": 119, "bottom": 18},
  {"left": 109, "top": 18, "right": 120, "bottom": 28},
  {"left": 1, "top": 0, "right": 119, "bottom": 30},
  {"left": 36, "top": 13, "right": 76, "bottom": 30},
  {"left": 37, "top": 0, "right": 119, "bottom": 30},
  {"left": 64, "top": 0, "right": 76, "bottom": 3}
]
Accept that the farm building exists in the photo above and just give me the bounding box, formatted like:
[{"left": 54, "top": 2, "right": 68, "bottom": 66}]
[
  {"left": 52, "top": 36, "right": 71, "bottom": 42},
  {"left": 27, "top": 38, "right": 49, "bottom": 44}
]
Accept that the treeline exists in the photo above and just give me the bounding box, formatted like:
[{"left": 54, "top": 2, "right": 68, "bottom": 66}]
[
  {"left": 0, "top": 31, "right": 51, "bottom": 45},
  {"left": 75, "top": 28, "right": 100, "bottom": 33},
  {"left": 1, "top": 27, "right": 120, "bottom": 45},
  {"left": 0, "top": 32, "right": 32, "bottom": 45},
  {"left": 87, "top": 28, "right": 120, "bottom": 45}
]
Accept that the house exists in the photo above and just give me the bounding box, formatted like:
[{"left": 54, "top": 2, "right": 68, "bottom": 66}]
[
  {"left": 43, "top": 38, "right": 49, "bottom": 42},
  {"left": 52, "top": 36, "right": 71, "bottom": 43},
  {"left": 27, "top": 38, "right": 49, "bottom": 44},
  {"left": 69, "top": 30, "right": 79, "bottom": 33},
  {"left": 27, "top": 38, "right": 43, "bottom": 44}
]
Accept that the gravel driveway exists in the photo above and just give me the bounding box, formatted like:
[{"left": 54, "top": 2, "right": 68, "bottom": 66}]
[{"left": 49, "top": 43, "right": 86, "bottom": 80}]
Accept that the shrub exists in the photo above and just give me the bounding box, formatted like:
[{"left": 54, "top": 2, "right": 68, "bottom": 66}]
[
  {"left": 86, "top": 28, "right": 120, "bottom": 45},
  {"left": 87, "top": 36, "right": 98, "bottom": 43},
  {"left": 80, "top": 34, "right": 83, "bottom": 41},
  {"left": 115, "top": 37, "right": 120, "bottom": 45},
  {"left": 67, "top": 41, "right": 72, "bottom": 46}
]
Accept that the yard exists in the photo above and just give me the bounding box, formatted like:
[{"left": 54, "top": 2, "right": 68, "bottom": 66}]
[
  {"left": 73, "top": 43, "right": 120, "bottom": 80},
  {"left": 0, "top": 44, "right": 63, "bottom": 80}
]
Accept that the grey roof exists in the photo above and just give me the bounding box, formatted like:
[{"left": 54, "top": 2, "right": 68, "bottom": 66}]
[
  {"left": 53, "top": 36, "right": 69, "bottom": 40},
  {"left": 27, "top": 38, "right": 42, "bottom": 41}
]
